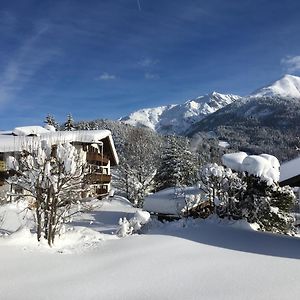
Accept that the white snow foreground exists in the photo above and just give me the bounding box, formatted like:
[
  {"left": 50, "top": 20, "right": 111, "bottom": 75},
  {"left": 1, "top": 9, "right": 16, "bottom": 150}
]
[
  {"left": 0, "top": 206, "right": 300, "bottom": 300},
  {"left": 0, "top": 196, "right": 142, "bottom": 253},
  {"left": 222, "top": 152, "right": 280, "bottom": 184}
]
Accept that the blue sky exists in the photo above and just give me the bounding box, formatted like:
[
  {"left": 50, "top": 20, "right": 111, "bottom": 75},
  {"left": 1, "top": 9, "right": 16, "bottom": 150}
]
[{"left": 0, "top": 0, "right": 300, "bottom": 129}]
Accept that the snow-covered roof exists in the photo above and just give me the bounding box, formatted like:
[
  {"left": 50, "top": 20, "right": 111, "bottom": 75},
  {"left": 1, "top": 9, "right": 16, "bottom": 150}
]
[
  {"left": 280, "top": 156, "right": 300, "bottom": 183},
  {"left": 0, "top": 129, "right": 119, "bottom": 165},
  {"left": 143, "top": 186, "right": 207, "bottom": 216},
  {"left": 12, "top": 126, "right": 50, "bottom": 136}
]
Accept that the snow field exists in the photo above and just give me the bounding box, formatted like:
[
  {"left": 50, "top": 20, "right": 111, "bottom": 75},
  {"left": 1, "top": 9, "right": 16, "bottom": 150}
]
[{"left": 0, "top": 197, "right": 300, "bottom": 299}]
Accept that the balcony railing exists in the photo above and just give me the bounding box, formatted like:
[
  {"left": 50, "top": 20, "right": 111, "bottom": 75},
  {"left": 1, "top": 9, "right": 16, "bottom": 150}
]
[
  {"left": 86, "top": 152, "right": 109, "bottom": 165},
  {"left": 85, "top": 173, "right": 112, "bottom": 184}
]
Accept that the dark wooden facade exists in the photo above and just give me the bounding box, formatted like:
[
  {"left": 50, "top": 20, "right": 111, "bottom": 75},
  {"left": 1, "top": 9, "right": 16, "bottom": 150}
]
[{"left": 279, "top": 175, "right": 300, "bottom": 187}]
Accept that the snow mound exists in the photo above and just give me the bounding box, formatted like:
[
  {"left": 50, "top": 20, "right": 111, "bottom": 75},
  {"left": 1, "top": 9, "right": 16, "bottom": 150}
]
[
  {"left": 242, "top": 155, "right": 279, "bottom": 184},
  {"left": 134, "top": 210, "right": 151, "bottom": 224},
  {"left": 3, "top": 226, "right": 115, "bottom": 254},
  {"left": 117, "top": 210, "right": 151, "bottom": 237},
  {"left": 0, "top": 201, "right": 34, "bottom": 234},
  {"left": 222, "top": 152, "right": 248, "bottom": 172},
  {"left": 222, "top": 152, "right": 280, "bottom": 185}
]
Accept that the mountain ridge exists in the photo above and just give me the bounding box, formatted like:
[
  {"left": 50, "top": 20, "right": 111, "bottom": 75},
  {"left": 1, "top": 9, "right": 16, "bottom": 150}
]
[
  {"left": 120, "top": 74, "right": 300, "bottom": 138},
  {"left": 120, "top": 92, "right": 241, "bottom": 135},
  {"left": 250, "top": 74, "right": 300, "bottom": 99}
]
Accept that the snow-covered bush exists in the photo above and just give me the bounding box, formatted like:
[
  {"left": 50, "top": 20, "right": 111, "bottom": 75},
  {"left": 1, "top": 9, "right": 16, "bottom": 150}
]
[
  {"left": 116, "top": 211, "right": 150, "bottom": 237},
  {"left": 6, "top": 141, "right": 88, "bottom": 246},
  {"left": 199, "top": 162, "right": 296, "bottom": 235},
  {"left": 199, "top": 163, "right": 246, "bottom": 217}
]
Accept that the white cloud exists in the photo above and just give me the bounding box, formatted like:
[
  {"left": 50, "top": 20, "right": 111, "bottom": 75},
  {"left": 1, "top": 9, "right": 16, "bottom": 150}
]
[
  {"left": 281, "top": 56, "right": 300, "bottom": 73},
  {"left": 138, "top": 58, "right": 159, "bottom": 67},
  {"left": 96, "top": 72, "right": 116, "bottom": 80},
  {"left": 0, "top": 23, "right": 58, "bottom": 104},
  {"left": 145, "top": 72, "right": 159, "bottom": 80}
]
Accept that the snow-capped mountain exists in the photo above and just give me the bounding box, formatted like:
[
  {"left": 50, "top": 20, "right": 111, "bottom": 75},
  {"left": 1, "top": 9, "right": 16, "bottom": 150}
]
[
  {"left": 187, "top": 74, "right": 300, "bottom": 161},
  {"left": 251, "top": 74, "right": 300, "bottom": 99},
  {"left": 120, "top": 92, "right": 241, "bottom": 135}
]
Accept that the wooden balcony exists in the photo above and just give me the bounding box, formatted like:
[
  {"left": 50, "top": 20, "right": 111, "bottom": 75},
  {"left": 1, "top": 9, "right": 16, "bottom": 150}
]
[
  {"left": 85, "top": 173, "right": 112, "bottom": 184},
  {"left": 86, "top": 152, "right": 109, "bottom": 165},
  {"left": 96, "top": 187, "right": 109, "bottom": 197}
]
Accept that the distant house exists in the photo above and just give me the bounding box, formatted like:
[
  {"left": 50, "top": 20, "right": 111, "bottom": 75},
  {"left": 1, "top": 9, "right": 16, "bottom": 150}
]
[
  {"left": 0, "top": 126, "right": 119, "bottom": 199},
  {"left": 279, "top": 157, "right": 300, "bottom": 188},
  {"left": 280, "top": 157, "right": 300, "bottom": 202}
]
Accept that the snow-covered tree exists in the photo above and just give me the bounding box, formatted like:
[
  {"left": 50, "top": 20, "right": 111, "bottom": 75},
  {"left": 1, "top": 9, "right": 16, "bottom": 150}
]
[
  {"left": 199, "top": 163, "right": 296, "bottom": 235},
  {"left": 199, "top": 163, "right": 246, "bottom": 216},
  {"left": 240, "top": 175, "right": 295, "bottom": 234},
  {"left": 6, "top": 141, "right": 88, "bottom": 246},
  {"left": 154, "top": 135, "right": 197, "bottom": 191},
  {"left": 114, "top": 127, "right": 163, "bottom": 207},
  {"left": 64, "top": 113, "right": 75, "bottom": 131},
  {"left": 44, "top": 114, "right": 59, "bottom": 130}
]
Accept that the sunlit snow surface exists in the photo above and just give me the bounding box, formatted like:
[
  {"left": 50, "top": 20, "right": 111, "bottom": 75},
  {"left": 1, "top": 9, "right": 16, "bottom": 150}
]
[
  {"left": 251, "top": 74, "right": 300, "bottom": 99},
  {"left": 0, "top": 196, "right": 300, "bottom": 300}
]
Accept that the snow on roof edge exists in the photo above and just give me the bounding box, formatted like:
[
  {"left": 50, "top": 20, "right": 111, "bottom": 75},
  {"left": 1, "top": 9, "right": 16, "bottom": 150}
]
[{"left": 0, "top": 129, "right": 119, "bottom": 165}]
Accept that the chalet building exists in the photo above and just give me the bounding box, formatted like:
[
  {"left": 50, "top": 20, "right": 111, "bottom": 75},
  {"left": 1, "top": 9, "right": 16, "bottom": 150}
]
[
  {"left": 280, "top": 157, "right": 300, "bottom": 187},
  {"left": 280, "top": 157, "right": 300, "bottom": 201},
  {"left": 0, "top": 126, "right": 119, "bottom": 199}
]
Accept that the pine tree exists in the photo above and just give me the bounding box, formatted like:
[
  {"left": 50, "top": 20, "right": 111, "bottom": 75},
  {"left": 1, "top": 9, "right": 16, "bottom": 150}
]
[
  {"left": 64, "top": 113, "right": 75, "bottom": 131},
  {"left": 44, "top": 114, "right": 59, "bottom": 130},
  {"left": 240, "top": 175, "right": 295, "bottom": 234},
  {"left": 199, "top": 163, "right": 296, "bottom": 235},
  {"left": 154, "top": 136, "right": 197, "bottom": 191}
]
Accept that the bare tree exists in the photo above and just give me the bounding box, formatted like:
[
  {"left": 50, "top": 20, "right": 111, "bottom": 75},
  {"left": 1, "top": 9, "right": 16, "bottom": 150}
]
[
  {"left": 6, "top": 141, "right": 88, "bottom": 246},
  {"left": 114, "top": 127, "right": 163, "bottom": 207}
]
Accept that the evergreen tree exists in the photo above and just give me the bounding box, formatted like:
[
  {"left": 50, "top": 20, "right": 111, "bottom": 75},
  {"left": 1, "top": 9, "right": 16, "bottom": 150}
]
[
  {"left": 240, "top": 175, "right": 295, "bottom": 234},
  {"left": 64, "top": 113, "right": 75, "bottom": 131},
  {"left": 154, "top": 135, "right": 197, "bottom": 191},
  {"left": 199, "top": 163, "right": 296, "bottom": 235},
  {"left": 44, "top": 114, "right": 59, "bottom": 130}
]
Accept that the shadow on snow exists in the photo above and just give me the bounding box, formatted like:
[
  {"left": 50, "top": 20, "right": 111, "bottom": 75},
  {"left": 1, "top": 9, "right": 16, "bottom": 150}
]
[{"left": 148, "top": 221, "right": 300, "bottom": 260}]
